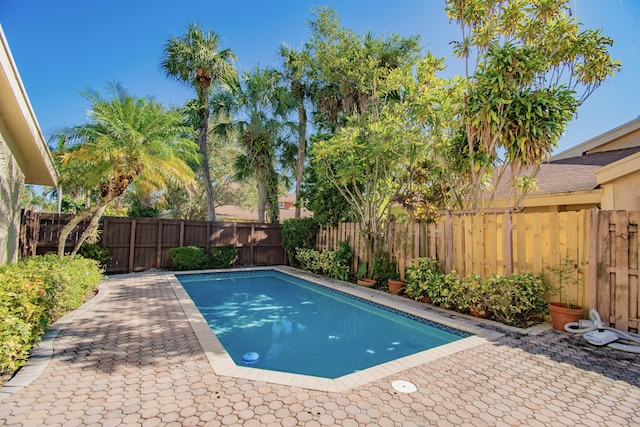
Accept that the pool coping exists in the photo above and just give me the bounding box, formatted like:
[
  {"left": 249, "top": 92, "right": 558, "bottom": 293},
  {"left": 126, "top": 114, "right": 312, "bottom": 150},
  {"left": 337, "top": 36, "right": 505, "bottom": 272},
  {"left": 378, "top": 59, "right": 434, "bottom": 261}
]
[{"left": 169, "top": 265, "right": 507, "bottom": 392}]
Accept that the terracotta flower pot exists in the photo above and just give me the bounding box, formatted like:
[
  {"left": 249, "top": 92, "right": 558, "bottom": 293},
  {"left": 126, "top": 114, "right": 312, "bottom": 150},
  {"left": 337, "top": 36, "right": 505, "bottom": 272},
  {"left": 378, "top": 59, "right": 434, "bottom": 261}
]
[
  {"left": 548, "top": 301, "right": 583, "bottom": 331},
  {"left": 357, "top": 278, "right": 376, "bottom": 287},
  {"left": 421, "top": 295, "right": 431, "bottom": 303},
  {"left": 469, "top": 306, "right": 490, "bottom": 318},
  {"left": 387, "top": 279, "right": 405, "bottom": 294}
]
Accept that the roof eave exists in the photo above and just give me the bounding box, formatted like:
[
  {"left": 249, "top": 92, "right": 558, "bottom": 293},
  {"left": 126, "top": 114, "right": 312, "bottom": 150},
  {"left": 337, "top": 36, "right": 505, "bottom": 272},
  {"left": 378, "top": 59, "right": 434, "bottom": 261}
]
[{"left": 0, "top": 25, "right": 58, "bottom": 186}]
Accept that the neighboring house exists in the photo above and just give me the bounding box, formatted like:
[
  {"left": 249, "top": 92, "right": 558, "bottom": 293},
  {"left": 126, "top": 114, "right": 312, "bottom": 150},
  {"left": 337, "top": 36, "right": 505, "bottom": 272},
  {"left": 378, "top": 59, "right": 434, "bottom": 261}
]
[
  {"left": 490, "top": 117, "right": 640, "bottom": 212},
  {"left": 0, "top": 25, "right": 58, "bottom": 264},
  {"left": 216, "top": 193, "right": 312, "bottom": 222}
]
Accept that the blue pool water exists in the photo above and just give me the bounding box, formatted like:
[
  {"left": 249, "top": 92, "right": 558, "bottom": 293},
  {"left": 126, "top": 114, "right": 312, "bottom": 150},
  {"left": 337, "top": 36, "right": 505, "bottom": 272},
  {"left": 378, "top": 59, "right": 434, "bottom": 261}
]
[{"left": 177, "top": 270, "right": 470, "bottom": 379}]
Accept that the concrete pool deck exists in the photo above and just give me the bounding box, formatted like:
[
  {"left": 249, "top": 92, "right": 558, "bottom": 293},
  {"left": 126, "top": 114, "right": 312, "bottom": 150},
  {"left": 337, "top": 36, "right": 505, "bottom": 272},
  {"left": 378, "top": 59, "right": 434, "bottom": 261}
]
[{"left": 1, "top": 267, "right": 639, "bottom": 426}]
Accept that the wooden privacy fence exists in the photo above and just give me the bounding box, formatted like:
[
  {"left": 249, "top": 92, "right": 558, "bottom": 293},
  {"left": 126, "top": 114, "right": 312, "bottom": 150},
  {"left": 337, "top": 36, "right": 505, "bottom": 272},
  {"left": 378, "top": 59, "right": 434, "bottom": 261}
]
[
  {"left": 24, "top": 212, "right": 286, "bottom": 274},
  {"left": 317, "top": 208, "right": 639, "bottom": 332}
]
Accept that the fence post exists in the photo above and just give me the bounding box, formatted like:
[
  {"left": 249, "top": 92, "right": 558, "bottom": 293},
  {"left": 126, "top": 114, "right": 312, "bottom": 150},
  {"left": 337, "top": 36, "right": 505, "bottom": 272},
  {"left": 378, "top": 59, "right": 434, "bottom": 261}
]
[
  {"left": 614, "top": 211, "right": 629, "bottom": 331},
  {"left": 250, "top": 223, "right": 255, "bottom": 265},
  {"left": 587, "top": 208, "right": 599, "bottom": 312},
  {"left": 156, "top": 219, "right": 163, "bottom": 269},
  {"left": 128, "top": 219, "right": 137, "bottom": 273},
  {"left": 102, "top": 217, "right": 109, "bottom": 247},
  {"left": 503, "top": 210, "right": 513, "bottom": 276},
  {"left": 444, "top": 212, "right": 453, "bottom": 273}
]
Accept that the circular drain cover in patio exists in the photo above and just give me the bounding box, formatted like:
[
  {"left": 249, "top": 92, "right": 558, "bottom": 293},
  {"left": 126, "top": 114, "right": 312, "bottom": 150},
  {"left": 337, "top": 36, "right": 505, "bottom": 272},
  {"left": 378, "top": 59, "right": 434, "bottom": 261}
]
[{"left": 392, "top": 380, "right": 417, "bottom": 393}]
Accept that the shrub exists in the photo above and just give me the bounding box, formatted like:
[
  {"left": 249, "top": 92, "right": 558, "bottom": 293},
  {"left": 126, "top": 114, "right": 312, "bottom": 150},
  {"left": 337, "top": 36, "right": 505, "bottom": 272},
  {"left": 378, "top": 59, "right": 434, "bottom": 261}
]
[
  {"left": 295, "top": 248, "right": 349, "bottom": 281},
  {"left": 78, "top": 243, "right": 112, "bottom": 270},
  {"left": 0, "top": 255, "right": 102, "bottom": 374},
  {"left": 281, "top": 218, "right": 319, "bottom": 266},
  {"left": 431, "top": 271, "right": 466, "bottom": 310},
  {"left": 208, "top": 245, "right": 238, "bottom": 269},
  {"left": 404, "top": 257, "right": 444, "bottom": 301},
  {"left": 482, "top": 273, "right": 550, "bottom": 328},
  {"left": 334, "top": 239, "right": 353, "bottom": 269},
  {"left": 372, "top": 257, "right": 399, "bottom": 284},
  {"left": 168, "top": 246, "right": 209, "bottom": 271}
]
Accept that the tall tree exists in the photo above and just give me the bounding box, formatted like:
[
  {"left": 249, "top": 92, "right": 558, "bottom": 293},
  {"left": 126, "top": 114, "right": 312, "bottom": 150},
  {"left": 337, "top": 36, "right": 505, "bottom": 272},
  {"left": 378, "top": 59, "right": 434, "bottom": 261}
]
[
  {"left": 446, "top": 0, "right": 621, "bottom": 209},
  {"left": 306, "top": 6, "right": 421, "bottom": 132},
  {"left": 279, "top": 44, "right": 310, "bottom": 218},
  {"left": 303, "top": 7, "right": 424, "bottom": 270},
  {"left": 212, "top": 66, "right": 296, "bottom": 223},
  {"left": 53, "top": 84, "right": 199, "bottom": 257},
  {"left": 161, "top": 23, "right": 236, "bottom": 221}
]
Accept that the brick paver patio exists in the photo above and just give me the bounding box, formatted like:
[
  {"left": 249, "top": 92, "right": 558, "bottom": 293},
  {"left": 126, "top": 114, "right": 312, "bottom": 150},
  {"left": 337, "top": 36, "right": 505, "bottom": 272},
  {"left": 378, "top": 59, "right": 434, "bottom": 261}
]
[{"left": 1, "top": 270, "right": 638, "bottom": 426}]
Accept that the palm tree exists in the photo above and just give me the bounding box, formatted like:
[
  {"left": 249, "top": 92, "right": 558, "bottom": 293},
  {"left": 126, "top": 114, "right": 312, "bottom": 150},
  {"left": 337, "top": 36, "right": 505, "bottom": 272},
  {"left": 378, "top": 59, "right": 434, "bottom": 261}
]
[
  {"left": 161, "top": 23, "right": 236, "bottom": 221},
  {"left": 279, "top": 44, "right": 310, "bottom": 218},
  {"left": 212, "top": 66, "right": 296, "bottom": 223},
  {"left": 53, "top": 83, "right": 199, "bottom": 258}
]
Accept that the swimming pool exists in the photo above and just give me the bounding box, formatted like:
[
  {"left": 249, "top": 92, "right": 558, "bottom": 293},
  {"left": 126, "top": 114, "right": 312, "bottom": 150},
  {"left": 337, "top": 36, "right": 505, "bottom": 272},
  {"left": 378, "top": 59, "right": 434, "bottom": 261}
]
[{"left": 177, "top": 269, "right": 471, "bottom": 379}]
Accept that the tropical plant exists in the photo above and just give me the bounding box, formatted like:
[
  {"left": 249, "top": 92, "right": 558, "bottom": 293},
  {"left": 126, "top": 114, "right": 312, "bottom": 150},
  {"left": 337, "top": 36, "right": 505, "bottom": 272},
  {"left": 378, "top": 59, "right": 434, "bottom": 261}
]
[
  {"left": 372, "top": 257, "right": 399, "bottom": 284},
  {"left": 161, "top": 23, "right": 236, "bottom": 220},
  {"left": 446, "top": 0, "right": 621, "bottom": 209},
  {"left": 52, "top": 83, "right": 199, "bottom": 257},
  {"left": 404, "top": 257, "right": 444, "bottom": 301},
  {"left": 212, "top": 66, "right": 296, "bottom": 223},
  {"left": 482, "top": 273, "right": 550, "bottom": 327},
  {"left": 334, "top": 239, "right": 354, "bottom": 270},
  {"left": 299, "top": 144, "right": 356, "bottom": 226},
  {"left": 306, "top": 10, "right": 445, "bottom": 270},
  {"left": 279, "top": 44, "right": 311, "bottom": 218},
  {"left": 295, "top": 247, "right": 350, "bottom": 281},
  {"left": 280, "top": 217, "right": 319, "bottom": 266},
  {"left": 208, "top": 245, "right": 238, "bottom": 269},
  {"left": 77, "top": 243, "right": 112, "bottom": 270}
]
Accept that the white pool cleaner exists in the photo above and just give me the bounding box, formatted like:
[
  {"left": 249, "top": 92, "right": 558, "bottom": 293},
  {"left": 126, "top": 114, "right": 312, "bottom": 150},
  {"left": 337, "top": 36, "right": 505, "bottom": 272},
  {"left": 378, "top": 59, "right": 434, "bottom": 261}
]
[{"left": 564, "top": 309, "right": 640, "bottom": 353}]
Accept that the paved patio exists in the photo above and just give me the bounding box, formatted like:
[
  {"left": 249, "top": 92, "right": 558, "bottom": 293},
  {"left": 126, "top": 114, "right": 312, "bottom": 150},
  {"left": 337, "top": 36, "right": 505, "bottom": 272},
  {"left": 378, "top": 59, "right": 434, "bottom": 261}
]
[{"left": 1, "top": 269, "right": 639, "bottom": 426}]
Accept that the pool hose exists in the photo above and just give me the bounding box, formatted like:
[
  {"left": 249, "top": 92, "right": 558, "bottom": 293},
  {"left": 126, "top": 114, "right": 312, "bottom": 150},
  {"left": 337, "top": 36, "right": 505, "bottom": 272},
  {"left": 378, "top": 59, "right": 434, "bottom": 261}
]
[{"left": 564, "top": 309, "right": 640, "bottom": 353}]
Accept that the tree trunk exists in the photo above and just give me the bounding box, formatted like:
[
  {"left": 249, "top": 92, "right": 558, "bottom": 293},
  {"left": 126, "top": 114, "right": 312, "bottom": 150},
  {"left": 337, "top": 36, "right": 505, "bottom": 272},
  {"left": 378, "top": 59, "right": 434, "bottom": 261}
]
[
  {"left": 257, "top": 180, "right": 266, "bottom": 223},
  {"left": 266, "top": 163, "right": 280, "bottom": 224},
  {"left": 294, "top": 102, "right": 307, "bottom": 218},
  {"left": 70, "top": 204, "right": 108, "bottom": 256},
  {"left": 57, "top": 193, "right": 115, "bottom": 258},
  {"left": 199, "top": 100, "right": 216, "bottom": 221}
]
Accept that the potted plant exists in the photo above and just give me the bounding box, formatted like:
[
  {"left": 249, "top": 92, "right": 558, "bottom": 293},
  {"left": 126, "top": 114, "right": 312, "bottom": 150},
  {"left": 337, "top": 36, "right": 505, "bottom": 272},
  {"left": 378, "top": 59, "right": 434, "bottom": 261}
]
[
  {"left": 545, "top": 257, "right": 584, "bottom": 331},
  {"left": 387, "top": 264, "right": 405, "bottom": 294},
  {"left": 371, "top": 257, "right": 404, "bottom": 294},
  {"left": 356, "top": 261, "right": 376, "bottom": 287}
]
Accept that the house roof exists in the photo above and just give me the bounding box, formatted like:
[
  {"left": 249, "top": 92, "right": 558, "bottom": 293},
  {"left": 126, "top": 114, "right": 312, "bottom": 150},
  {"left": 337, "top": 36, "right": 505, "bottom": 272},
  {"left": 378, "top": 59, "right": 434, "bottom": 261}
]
[
  {"left": 216, "top": 193, "right": 313, "bottom": 222},
  {"left": 549, "top": 146, "right": 640, "bottom": 166},
  {"left": 492, "top": 163, "right": 600, "bottom": 199},
  {"left": 0, "top": 25, "right": 57, "bottom": 186},
  {"left": 552, "top": 117, "right": 640, "bottom": 161}
]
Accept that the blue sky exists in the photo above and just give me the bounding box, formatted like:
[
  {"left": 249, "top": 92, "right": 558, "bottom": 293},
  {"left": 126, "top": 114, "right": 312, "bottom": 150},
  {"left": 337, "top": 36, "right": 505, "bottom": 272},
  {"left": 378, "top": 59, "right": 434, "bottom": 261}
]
[{"left": 1, "top": 0, "right": 639, "bottom": 155}]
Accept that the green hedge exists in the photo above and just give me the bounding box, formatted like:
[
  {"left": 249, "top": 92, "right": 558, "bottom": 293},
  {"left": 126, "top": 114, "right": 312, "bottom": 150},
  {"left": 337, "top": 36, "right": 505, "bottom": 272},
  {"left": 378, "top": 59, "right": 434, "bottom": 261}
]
[
  {"left": 0, "top": 255, "right": 103, "bottom": 374},
  {"left": 404, "top": 257, "right": 550, "bottom": 328},
  {"left": 281, "top": 218, "right": 319, "bottom": 267},
  {"left": 168, "top": 245, "right": 238, "bottom": 271},
  {"left": 296, "top": 246, "right": 351, "bottom": 281}
]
